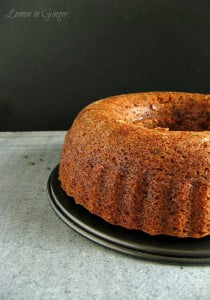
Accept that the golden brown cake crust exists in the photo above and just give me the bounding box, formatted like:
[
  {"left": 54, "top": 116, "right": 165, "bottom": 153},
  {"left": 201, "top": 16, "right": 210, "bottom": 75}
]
[{"left": 59, "top": 92, "right": 210, "bottom": 238}]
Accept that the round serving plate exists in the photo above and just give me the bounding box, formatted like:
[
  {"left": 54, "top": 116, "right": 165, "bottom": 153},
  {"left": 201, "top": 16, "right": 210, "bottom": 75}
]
[{"left": 47, "top": 165, "right": 210, "bottom": 265}]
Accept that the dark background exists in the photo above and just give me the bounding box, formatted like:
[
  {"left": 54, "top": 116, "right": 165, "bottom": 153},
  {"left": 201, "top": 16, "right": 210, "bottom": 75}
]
[{"left": 1, "top": 0, "right": 210, "bottom": 131}]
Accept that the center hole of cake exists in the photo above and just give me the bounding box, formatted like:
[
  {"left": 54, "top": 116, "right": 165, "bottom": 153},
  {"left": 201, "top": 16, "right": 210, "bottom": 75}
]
[
  {"left": 132, "top": 102, "right": 210, "bottom": 131},
  {"left": 157, "top": 110, "right": 209, "bottom": 131}
]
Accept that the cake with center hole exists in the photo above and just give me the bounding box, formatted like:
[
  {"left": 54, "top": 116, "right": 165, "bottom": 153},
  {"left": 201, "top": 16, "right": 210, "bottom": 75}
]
[{"left": 59, "top": 92, "right": 210, "bottom": 238}]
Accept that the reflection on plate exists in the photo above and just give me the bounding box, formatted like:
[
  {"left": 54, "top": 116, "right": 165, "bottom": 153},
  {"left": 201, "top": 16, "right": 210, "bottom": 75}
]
[{"left": 47, "top": 165, "right": 210, "bottom": 265}]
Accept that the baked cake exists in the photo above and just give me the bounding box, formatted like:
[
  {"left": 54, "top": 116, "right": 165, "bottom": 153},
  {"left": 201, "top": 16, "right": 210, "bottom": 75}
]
[{"left": 59, "top": 92, "right": 210, "bottom": 238}]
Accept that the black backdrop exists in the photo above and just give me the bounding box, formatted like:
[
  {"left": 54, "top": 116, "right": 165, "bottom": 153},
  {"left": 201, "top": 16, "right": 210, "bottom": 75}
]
[{"left": 1, "top": 0, "right": 210, "bottom": 131}]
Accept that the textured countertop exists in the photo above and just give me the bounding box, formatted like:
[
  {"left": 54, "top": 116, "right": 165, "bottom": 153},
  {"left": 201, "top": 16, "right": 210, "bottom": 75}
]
[{"left": 0, "top": 131, "right": 210, "bottom": 300}]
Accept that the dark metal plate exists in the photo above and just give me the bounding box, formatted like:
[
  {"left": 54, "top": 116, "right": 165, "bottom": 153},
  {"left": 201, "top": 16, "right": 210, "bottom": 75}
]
[{"left": 47, "top": 165, "right": 210, "bottom": 265}]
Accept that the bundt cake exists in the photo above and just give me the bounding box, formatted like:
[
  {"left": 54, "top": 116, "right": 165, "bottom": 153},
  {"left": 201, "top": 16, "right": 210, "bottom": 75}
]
[{"left": 59, "top": 92, "right": 210, "bottom": 238}]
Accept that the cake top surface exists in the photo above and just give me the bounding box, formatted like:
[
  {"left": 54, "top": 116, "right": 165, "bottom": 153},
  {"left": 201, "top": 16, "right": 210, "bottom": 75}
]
[{"left": 82, "top": 92, "right": 210, "bottom": 133}]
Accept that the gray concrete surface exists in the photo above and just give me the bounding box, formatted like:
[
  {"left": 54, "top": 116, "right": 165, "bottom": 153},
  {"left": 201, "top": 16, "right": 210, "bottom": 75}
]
[{"left": 0, "top": 131, "right": 210, "bottom": 300}]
